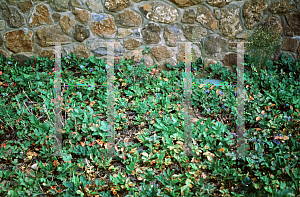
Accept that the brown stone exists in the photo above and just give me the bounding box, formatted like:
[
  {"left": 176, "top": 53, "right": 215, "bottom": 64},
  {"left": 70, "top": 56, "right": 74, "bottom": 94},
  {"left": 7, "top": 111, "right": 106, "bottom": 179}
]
[
  {"left": 218, "top": 4, "right": 243, "bottom": 39},
  {"left": 207, "top": 0, "right": 231, "bottom": 8},
  {"left": 71, "top": 0, "right": 85, "bottom": 8},
  {"left": 182, "top": 24, "right": 208, "bottom": 40},
  {"left": 17, "top": 0, "right": 33, "bottom": 13},
  {"left": 195, "top": 5, "right": 218, "bottom": 32},
  {"left": 86, "top": 0, "right": 104, "bottom": 13},
  {"left": 5, "top": 0, "right": 18, "bottom": 5},
  {"left": 90, "top": 13, "right": 117, "bottom": 38},
  {"left": 116, "top": 9, "right": 142, "bottom": 27},
  {"left": 268, "top": 0, "right": 297, "bottom": 14},
  {"left": 149, "top": 45, "right": 174, "bottom": 62},
  {"left": 73, "top": 44, "right": 90, "bottom": 59},
  {"left": 104, "top": 0, "right": 132, "bottom": 12},
  {"left": 0, "top": 0, "right": 299, "bottom": 72},
  {"left": 202, "top": 34, "right": 228, "bottom": 60},
  {"left": 73, "top": 24, "right": 90, "bottom": 42},
  {"left": 222, "top": 52, "right": 238, "bottom": 67},
  {"left": 27, "top": 3, "right": 54, "bottom": 28},
  {"left": 0, "top": 35, "right": 2, "bottom": 47},
  {"left": 164, "top": 24, "right": 184, "bottom": 47},
  {"left": 123, "top": 37, "right": 143, "bottom": 49},
  {"left": 40, "top": 49, "right": 56, "bottom": 61},
  {"left": 72, "top": 7, "right": 90, "bottom": 25},
  {"left": 0, "top": 49, "right": 9, "bottom": 60},
  {"left": 89, "top": 39, "right": 123, "bottom": 57},
  {"left": 49, "top": 0, "right": 69, "bottom": 12},
  {"left": 0, "top": 2, "right": 26, "bottom": 28},
  {"left": 60, "top": 14, "right": 76, "bottom": 34},
  {"left": 123, "top": 49, "right": 154, "bottom": 68},
  {"left": 281, "top": 37, "right": 299, "bottom": 53},
  {"left": 139, "top": 2, "right": 179, "bottom": 23},
  {"left": 141, "top": 22, "right": 161, "bottom": 44},
  {"left": 285, "top": 11, "right": 300, "bottom": 36},
  {"left": 35, "top": 25, "right": 72, "bottom": 47},
  {"left": 242, "top": 0, "right": 268, "bottom": 30},
  {"left": 166, "top": 0, "right": 203, "bottom": 9},
  {"left": 52, "top": 13, "right": 61, "bottom": 22},
  {"left": 117, "top": 28, "right": 133, "bottom": 39},
  {"left": 182, "top": 8, "right": 196, "bottom": 24},
  {"left": 177, "top": 42, "right": 202, "bottom": 66},
  {"left": 4, "top": 29, "right": 33, "bottom": 53},
  {"left": 284, "top": 25, "right": 294, "bottom": 37}
]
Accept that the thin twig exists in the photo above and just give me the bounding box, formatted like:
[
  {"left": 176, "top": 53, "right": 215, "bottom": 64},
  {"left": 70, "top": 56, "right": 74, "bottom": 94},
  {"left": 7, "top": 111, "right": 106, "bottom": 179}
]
[
  {"left": 35, "top": 94, "right": 55, "bottom": 128},
  {"left": 38, "top": 183, "right": 44, "bottom": 193},
  {"left": 0, "top": 118, "right": 16, "bottom": 132},
  {"left": 23, "top": 101, "right": 34, "bottom": 115},
  {"left": 8, "top": 86, "right": 21, "bottom": 109},
  {"left": 5, "top": 113, "right": 20, "bottom": 127}
]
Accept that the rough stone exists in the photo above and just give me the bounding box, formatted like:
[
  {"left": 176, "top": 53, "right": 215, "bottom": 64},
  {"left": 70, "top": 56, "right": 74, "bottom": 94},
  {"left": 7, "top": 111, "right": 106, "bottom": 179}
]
[
  {"left": 166, "top": 0, "right": 204, "bottom": 9},
  {"left": 35, "top": 24, "right": 72, "bottom": 47},
  {"left": 242, "top": 0, "right": 268, "bottom": 30},
  {"left": 164, "top": 24, "right": 184, "bottom": 47},
  {"left": 141, "top": 22, "right": 161, "bottom": 44},
  {"left": 73, "top": 24, "right": 90, "bottom": 42},
  {"left": 90, "top": 13, "right": 117, "bottom": 38},
  {"left": 73, "top": 44, "right": 90, "bottom": 59},
  {"left": 285, "top": 11, "right": 300, "bottom": 36},
  {"left": 52, "top": 13, "right": 61, "bottom": 22},
  {"left": 139, "top": 2, "right": 179, "bottom": 23},
  {"left": 4, "top": 29, "right": 33, "bottom": 53},
  {"left": 218, "top": 4, "right": 244, "bottom": 39},
  {"left": 117, "top": 28, "right": 133, "bottom": 39},
  {"left": 195, "top": 5, "right": 218, "bottom": 32},
  {"left": 149, "top": 44, "right": 174, "bottom": 62},
  {"left": 0, "top": 0, "right": 298, "bottom": 70},
  {"left": 182, "top": 8, "right": 196, "bottom": 24},
  {"left": 281, "top": 37, "right": 299, "bottom": 54},
  {"left": 116, "top": 9, "right": 142, "bottom": 27},
  {"left": 268, "top": 0, "right": 297, "bottom": 14},
  {"left": 27, "top": 3, "right": 54, "bottom": 28},
  {"left": 0, "top": 48, "right": 9, "bottom": 59},
  {"left": 86, "top": 0, "right": 104, "bottom": 13},
  {"left": 71, "top": 0, "right": 85, "bottom": 9},
  {"left": 123, "top": 37, "right": 143, "bottom": 49},
  {"left": 49, "top": 0, "right": 69, "bottom": 12},
  {"left": 17, "top": 0, "right": 33, "bottom": 13},
  {"left": 60, "top": 14, "right": 76, "bottom": 34},
  {"left": 1, "top": 2, "right": 26, "bottom": 28},
  {"left": 72, "top": 7, "right": 90, "bottom": 25},
  {"left": 104, "top": 0, "right": 132, "bottom": 12}
]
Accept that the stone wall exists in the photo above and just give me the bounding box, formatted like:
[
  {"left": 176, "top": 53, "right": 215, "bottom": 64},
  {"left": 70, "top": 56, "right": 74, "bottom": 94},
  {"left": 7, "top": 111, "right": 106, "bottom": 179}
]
[{"left": 0, "top": 0, "right": 300, "bottom": 72}]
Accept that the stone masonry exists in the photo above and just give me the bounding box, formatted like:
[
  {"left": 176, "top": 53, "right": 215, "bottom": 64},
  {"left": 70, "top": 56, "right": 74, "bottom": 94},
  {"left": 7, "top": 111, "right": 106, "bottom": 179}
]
[{"left": 0, "top": 0, "right": 299, "bottom": 72}]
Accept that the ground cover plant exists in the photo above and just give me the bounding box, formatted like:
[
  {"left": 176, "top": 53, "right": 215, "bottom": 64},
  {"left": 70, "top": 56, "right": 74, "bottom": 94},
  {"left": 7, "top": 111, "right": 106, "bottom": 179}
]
[{"left": 0, "top": 36, "right": 300, "bottom": 196}]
